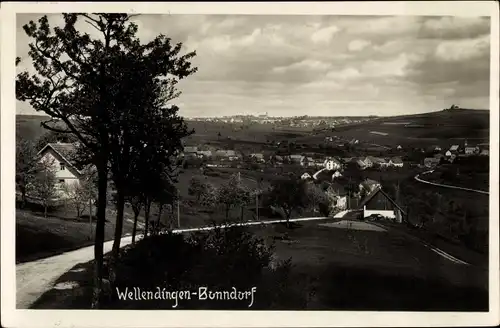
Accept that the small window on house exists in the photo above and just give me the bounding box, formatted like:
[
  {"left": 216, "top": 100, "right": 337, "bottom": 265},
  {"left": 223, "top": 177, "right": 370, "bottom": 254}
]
[
  {"left": 60, "top": 163, "right": 65, "bottom": 171},
  {"left": 59, "top": 179, "right": 65, "bottom": 183}
]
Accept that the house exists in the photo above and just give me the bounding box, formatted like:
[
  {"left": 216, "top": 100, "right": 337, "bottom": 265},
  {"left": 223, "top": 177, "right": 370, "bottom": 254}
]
[
  {"left": 358, "top": 186, "right": 405, "bottom": 223},
  {"left": 197, "top": 150, "right": 213, "bottom": 158},
  {"left": 389, "top": 157, "right": 404, "bottom": 168},
  {"left": 313, "top": 158, "right": 325, "bottom": 167},
  {"left": 480, "top": 149, "right": 489, "bottom": 156},
  {"left": 37, "top": 143, "right": 83, "bottom": 196},
  {"left": 289, "top": 154, "right": 303, "bottom": 164},
  {"left": 434, "top": 146, "right": 442, "bottom": 152},
  {"left": 449, "top": 145, "right": 460, "bottom": 153},
  {"left": 434, "top": 153, "right": 445, "bottom": 160},
  {"left": 300, "top": 156, "right": 314, "bottom": 167},
  {"left": 301, "top": 172, "right": 312, "bottom": 180},
  {"left": 356, "top": 159, "right": 368, "bottom": 170},
  {"left": 274, "top": 155, "right": 284, "bottom": 163},
  {"left": 250, "top": 153, "right": 265, "bottom": 162},
  {"left": 326, "top": 184, "right": 347, "bottom": 211},
  {"left": 396, "top": 145, "right": 403, "bottom": 150},
  {"left": 183, "top": 146, "right": 198, "bottom": 155},
  {"left": 362, "top": 157, "right": 374, "bottom": 168},
  {"left": 368, "top": 156, "right": 388, "bottom": 168},
  {"left": 214, "top": 150, "right": 237, "bottom": 159},
  {"left": 445, "top": 150, "right": 452, "bottom": 157},
  {"left": 331, "top": 171, "right": 342, "bottom": 180},
  {"left": 464, "top": 146, "right": 479, "bottom": 155},
  {"left": 324, "top": 158, "right": 341, "bottom": 170},
  {"left": 359, "top": 178, "right": 380, "bottom": 194},
  {"left": 424, "top": 157, "right": 440, "bottom": 168}
]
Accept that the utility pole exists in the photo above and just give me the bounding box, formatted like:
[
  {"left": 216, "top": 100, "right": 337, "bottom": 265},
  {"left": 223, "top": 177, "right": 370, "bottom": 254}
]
[
  {"left": 177, "top": 189, "right": 181, "bottom": 228},
  {"left": 89, "top": 197, "right": 93, "bottom": 240}
]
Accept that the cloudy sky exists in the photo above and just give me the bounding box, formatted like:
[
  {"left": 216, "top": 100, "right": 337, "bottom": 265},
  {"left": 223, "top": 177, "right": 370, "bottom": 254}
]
[{"left": 16, "top": 14, "right": 491, "bottom": 117}]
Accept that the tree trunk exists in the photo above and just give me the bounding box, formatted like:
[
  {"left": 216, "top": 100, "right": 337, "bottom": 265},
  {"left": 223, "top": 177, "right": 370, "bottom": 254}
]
[
  {"left": 110, "top": 188, "right": 125, "bottom": 285},
  {"left": 132, "top": 210, "right": 139, "bottom": 244},
  {"left": 225, "top": 205, "right": 229, "bottom": 220},
  {"left": 91, "top": 164, "right": 108, "bottom": 309},
  {"left": 44, "top": 202, "right": 48, "bottom": 218},
  {"left": 21, "top": 188, "right": 27, "bottom": 209},
  {"left": 240, "top": 205, "right": 244, "bottom": 221},
  {"left": 144, "top": 200, "right": 151, "bottom": 237}
]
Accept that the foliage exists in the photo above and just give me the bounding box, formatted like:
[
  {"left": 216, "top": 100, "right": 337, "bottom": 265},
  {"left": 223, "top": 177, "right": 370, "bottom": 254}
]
[
  {"left": 109, "top": 227, "right": 306, "bottom": 309},
  {"left": 16, "top": 13, "right": 197, "bottom": 308},
  {"left": 16, "top": 136, "right": 40, "bottom": 207},
  {"left": 188, "top": 177, "right": 205, "bottom": 201},
  {"left": 264, "top": 177, "right": 308, "bottom": 223},
  {"left": 27, "top": 158, "right": 58, "bottom": 217},
  {"left": 64, "top": 167, "right": 97, "bottom": 218},
  {"left": 216, "top": 174, "right": 251, "bottom": 220},
  {"left": 305, "top": 183, "right": 329, "bottom": 215}
]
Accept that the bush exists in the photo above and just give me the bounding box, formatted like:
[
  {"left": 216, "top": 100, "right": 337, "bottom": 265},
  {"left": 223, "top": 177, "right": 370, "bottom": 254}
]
[{"left": 108, "top": 226, "right": 307, "bottom": 309}]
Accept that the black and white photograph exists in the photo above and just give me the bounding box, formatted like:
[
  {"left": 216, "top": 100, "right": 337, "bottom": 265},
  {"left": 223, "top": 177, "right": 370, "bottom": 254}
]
[{"left": 1, "top": 1, "right": 499, "bottom": 327}]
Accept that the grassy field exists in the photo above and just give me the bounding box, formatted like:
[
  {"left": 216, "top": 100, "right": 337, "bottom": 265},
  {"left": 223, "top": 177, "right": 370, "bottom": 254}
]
[
  {"left": 307, "top": 109, "right": 489, "bottom": 149},
  {"left": 16, "top": 204, "right": 139, "bottom": 264},
  {"left": 31, "top": 219, "right": 488, "bottom": 310}
]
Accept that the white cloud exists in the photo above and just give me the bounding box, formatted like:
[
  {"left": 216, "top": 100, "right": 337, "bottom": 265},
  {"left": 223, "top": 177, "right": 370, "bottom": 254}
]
[
  {"left": 15, "top": 14, "right": 491, "bottom": 117},
  {"left": 348, "top": 39, "right": 371, "bottom": 52},
  {"left": 326, "top": 67, "right": 361, "bottom": 81},
  {"left": 311, "top": 25, "right": 340, "bottom": 44},
  {"left": 435, "top": 35, "right": 490, "bottom": 62}
]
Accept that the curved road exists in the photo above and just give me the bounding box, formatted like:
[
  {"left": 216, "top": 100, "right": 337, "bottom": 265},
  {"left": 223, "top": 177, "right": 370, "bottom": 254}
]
[
  {"left": 415, "top": 171, "right": 489, "bottom": 195},
  {"left": 16, "top": 214, "right": 346, "bottom": 309}
]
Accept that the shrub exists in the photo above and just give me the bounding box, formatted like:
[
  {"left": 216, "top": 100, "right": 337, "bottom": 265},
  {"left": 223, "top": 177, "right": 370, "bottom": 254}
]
[{"left": 109, "top": 226, "right": 307, "bottom": 309}]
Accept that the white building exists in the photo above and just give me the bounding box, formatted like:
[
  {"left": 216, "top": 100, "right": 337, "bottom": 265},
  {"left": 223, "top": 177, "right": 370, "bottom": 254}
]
[
  {"left": 301, "top": 172, "right": 312, "bottom": 180},
  {"left": 324, "top": 158, "right": 341, "bottom": 170},
  {"left": 37, "top": 143, "right": 83, "bottom": 198},
  {"left": 331, "top": 171, "right": 342, "bottom": 180}
]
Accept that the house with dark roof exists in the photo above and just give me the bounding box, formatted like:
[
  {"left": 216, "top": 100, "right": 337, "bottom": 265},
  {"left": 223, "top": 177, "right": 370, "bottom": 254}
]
[
  {"left": 358, "top": 186, "right": 405, "bottom": 222},
  {"left": 424, "top": 157, "right": 440, "bottom": 168},
  {"left": 37, "top": 142, "right": 83, "bottom": 195},
  {"left": 359, "top": 178, "right": 380, "bottom": 194},
  {"left": 250, "top": 153, "right": 265, "bottom": 162},
  {"left": 389, "top": 157, "right": 404, "bottom": 167}
]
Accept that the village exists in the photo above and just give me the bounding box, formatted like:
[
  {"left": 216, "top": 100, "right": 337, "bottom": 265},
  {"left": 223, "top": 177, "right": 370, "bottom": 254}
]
[
  {"left": 10, "top": 10, "right": 493, "bottom": 316},
  {"left": 31, "top": 131, "right": 490, "bottom": 228}
]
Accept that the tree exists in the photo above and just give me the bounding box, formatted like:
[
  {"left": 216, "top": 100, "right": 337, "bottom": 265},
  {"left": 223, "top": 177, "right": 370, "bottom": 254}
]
[
  {"left": 306, "top": 183, "right": 329, "bottom": 215},
  {"left": 265, "top": 178, "right": 308, "bottom": 227},
  {"left": 217, "top": 174, "right": 244, "bottom": 221},
  {"left": 63, "top": 167, "right": 97, "bottom": 219},
  {"left": 199, "top": 182, "right": 218, "bottom": 208},
  {"left": 16, "top": 14, "right": 196, "bottom": 308},
  {"left": 28, "top": 159, "right": 57, "bottom": 217},
  {"left": 16, "top": 137, "right": 39, "bottom": 208},
  {"left": 153, "top": 179, "right": 178, "bottom": 233},
  {"left": 188, "top": 176, "right": 206, "bottom": 201}
]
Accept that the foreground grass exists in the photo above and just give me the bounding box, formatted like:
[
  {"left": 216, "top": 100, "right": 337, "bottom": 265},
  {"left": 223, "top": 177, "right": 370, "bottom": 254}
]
[
  {"left": 31, "top": 220, "right": 488, "bottom": 311},
  {"left": 16, "top": 207, "right": 138, "bottom": 264}
]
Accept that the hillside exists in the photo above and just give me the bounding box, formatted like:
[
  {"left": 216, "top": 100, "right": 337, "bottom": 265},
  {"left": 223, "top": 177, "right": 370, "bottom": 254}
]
[{"left": 16, "top": 109, "right": 490, "bottom": 147}]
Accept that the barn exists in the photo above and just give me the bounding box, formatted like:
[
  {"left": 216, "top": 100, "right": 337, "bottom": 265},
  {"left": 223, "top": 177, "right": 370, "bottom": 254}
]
[{"left": 358, "top": 186, "right": 405, "bottom": 223}]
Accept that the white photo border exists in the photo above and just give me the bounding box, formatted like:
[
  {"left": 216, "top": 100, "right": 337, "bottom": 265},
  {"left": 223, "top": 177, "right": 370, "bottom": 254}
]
[{"left": 2, "top": 1, "right": 499, "bottom": 327}]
